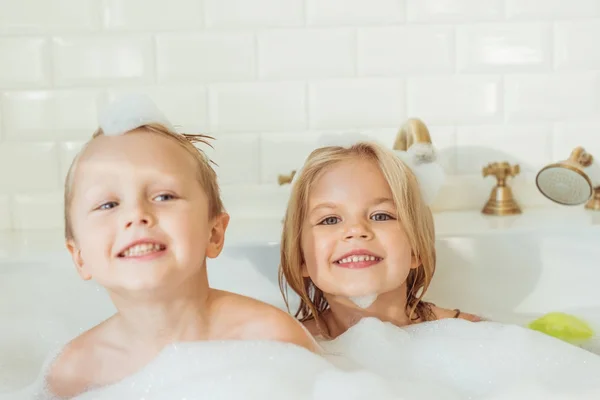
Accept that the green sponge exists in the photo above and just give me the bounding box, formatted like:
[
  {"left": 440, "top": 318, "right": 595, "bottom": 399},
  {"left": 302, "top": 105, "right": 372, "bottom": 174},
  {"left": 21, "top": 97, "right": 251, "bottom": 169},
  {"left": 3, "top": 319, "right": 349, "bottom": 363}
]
[{"left": 528, "top": 312, "right": 594, "bottom": 344}]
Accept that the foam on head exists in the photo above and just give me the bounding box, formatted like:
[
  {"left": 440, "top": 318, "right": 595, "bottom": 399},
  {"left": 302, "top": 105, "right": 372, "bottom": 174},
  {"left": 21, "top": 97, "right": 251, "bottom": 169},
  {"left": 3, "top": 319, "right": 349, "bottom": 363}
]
[
  {"left": 98, "top": 93, "right": 175, "bottom": 136},
  {"left": 279, "top": 141, "right": 437, "bottom": 328},
  {"left": 63, "top": 94, "right": 223, "bottom": 241}
]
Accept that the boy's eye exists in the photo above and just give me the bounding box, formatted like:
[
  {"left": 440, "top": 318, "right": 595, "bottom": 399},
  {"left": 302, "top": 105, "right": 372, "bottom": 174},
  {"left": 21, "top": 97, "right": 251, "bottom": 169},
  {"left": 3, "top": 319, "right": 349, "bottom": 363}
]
[
  {"left": 319, "top": 216, "right": 340, "bottom": 225},
  {"left": 371, "top": 213, "right": 394, "bottom": 221},
  {"left": 154, "top": 193, "right": 175, "bottom": 202},
  {"left": 97, "top": 201, "right": 118, "bottom": 210}
]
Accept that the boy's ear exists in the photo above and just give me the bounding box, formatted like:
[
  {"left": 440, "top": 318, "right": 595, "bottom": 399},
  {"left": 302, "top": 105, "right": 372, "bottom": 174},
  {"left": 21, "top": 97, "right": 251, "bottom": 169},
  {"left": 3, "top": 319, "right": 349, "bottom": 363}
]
[
  {"left": 66, "top": 240, "right": 92, "bottom": 280},
  {"left": 206, "top": 212, "right": 230, "bottom": 259}
]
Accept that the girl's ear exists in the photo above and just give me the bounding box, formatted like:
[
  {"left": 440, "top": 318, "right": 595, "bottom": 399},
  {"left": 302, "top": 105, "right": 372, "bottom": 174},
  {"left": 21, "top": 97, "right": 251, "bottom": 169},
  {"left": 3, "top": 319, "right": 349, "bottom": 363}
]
[
  {"left": 301, "top": 262, "right": 310, "bottom": 277},
  {"left": 410, "top": 252, "right": 419, "bottom": 269}
]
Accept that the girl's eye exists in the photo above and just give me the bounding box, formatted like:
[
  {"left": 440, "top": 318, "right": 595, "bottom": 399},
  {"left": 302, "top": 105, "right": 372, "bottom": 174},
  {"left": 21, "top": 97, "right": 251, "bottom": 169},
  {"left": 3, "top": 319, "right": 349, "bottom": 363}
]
[
  {"left": 97, "top": 201, "right": 118, "bottom": 211},
  {"left": 371, "top": 213, "right": 393, "bottom": 221},
  {"left": 319, "top": 216, "right": 340, "bottom": 225},
  {"left": 154, "top": 193, "right": 175, "bottom": 202}
]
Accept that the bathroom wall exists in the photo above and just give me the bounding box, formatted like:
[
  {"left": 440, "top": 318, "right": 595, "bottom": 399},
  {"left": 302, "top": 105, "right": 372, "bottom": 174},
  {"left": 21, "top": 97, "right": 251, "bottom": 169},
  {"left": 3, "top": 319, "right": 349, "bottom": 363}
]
[{"left": 1, "top": 0, "right": 600, "bottom": 230}]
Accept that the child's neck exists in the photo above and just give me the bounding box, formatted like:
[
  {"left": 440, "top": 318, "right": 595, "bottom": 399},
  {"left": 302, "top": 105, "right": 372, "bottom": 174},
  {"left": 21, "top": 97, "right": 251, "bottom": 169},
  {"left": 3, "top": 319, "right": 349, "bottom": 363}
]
[
  {"left": 325, "top": 285, "right": 412, "bottom": 335},
  {"left": 109, "top": 268, "right": 213, "bottom": 349}
]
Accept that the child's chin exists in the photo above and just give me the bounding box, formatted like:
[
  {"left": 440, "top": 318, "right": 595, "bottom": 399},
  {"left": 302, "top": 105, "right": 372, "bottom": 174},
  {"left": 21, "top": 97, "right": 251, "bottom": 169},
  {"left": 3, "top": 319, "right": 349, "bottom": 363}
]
[{"left": 108, "top": 276, "right": 170, "bottom": 293}]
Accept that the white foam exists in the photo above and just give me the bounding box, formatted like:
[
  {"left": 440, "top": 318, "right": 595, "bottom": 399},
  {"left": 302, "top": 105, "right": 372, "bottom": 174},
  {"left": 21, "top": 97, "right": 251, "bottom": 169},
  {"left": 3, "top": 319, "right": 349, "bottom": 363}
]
[
  {"left": 11, "top": 317, "right": 600, "bottom": 400},
  {"left": 98, "top": 93, "right": 174, "bottom": 136},
  {"left": 348, "top": 294, "right": 378, "bottom": 309},
  {"left": 321, "top": 317, "right": 600, "bottom": 399}
]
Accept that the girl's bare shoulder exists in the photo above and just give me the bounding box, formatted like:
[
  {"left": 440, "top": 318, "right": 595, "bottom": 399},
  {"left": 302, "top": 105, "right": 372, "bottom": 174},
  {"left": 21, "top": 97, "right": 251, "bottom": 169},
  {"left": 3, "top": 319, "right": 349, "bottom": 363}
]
[{"left": 431, "top": 305, "right": 483, "bottom": 322}]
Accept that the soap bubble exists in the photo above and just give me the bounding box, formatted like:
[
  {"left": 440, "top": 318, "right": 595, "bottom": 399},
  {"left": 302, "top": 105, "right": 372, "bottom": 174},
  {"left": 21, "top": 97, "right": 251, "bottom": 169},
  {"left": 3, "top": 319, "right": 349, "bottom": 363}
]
[
  {"left": 9, "top": 317, "right": 598, "bottom": 400},
  {"left": 348, "top": 294, "right": 378, "bottom": 309}
]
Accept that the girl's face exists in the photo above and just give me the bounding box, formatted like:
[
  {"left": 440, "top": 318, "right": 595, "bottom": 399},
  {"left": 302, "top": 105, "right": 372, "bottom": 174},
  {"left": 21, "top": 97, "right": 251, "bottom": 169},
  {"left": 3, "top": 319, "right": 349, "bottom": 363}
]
[{"left": 300, "top": 158, "right": 418, "bottom": 303}]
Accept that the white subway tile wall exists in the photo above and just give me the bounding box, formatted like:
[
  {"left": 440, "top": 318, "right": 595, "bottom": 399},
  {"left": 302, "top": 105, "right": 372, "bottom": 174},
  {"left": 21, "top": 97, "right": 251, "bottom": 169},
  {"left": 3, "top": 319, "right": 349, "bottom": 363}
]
[{"left": 0, "top": 0, "right": 599, "bottom": 229}]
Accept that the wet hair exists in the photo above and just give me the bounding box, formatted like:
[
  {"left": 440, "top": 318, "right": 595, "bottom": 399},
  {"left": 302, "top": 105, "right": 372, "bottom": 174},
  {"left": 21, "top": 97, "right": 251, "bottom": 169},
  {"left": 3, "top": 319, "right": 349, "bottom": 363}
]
[
  {"left": 63, "top": 123, "right": 223, "bottom": 241},
  {"left": 278, "top": 142, "right": 437, "bottom": 332}
]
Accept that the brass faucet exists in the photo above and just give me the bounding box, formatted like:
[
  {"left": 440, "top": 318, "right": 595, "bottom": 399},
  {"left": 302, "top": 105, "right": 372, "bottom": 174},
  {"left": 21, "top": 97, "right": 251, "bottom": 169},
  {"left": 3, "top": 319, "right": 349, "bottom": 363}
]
[
  {"left": 393, "top": 118, "right": 432, "bottom": 151},
  {"left": 277, "top": 117, "right": 433, "bottom": 185},
  {"left": 481, "top": 162, "right": 522, "bottom": 216},
  {"left": 277, "top": 170, "right": 296, "bottom": 186},
  {"left": 536, "top": 147, "right": 600, "bottom": 210}
]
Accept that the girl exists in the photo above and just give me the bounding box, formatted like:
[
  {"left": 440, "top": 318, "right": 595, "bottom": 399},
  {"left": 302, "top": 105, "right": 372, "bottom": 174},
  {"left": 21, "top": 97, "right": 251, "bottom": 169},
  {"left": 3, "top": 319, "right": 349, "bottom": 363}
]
[{"left": 279, "top": 140, "right": 480, "bottom": 340}]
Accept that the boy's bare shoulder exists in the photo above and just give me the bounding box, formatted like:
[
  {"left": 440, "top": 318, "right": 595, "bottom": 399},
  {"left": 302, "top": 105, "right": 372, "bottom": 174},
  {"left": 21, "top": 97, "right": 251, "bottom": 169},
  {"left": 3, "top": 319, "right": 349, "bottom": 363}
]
[
  {"left": 45, "top": 321, "right": 114, "bottom": 398},
  {"left": 213, "top": 290, "right": 319, "bottom": 353},
  {"left": 46, "top": 331, "right": 98, "bottom": 397}
]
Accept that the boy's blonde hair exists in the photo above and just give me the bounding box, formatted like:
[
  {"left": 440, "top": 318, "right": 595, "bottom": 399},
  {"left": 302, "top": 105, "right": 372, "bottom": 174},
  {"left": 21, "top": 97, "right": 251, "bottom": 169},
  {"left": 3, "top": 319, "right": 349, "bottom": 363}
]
[
  {"left": 278, "top": 141, "right": 437, "bottom": 330},
  {"left": 64, "top": 123, "right": 224, "bottom": 241}
]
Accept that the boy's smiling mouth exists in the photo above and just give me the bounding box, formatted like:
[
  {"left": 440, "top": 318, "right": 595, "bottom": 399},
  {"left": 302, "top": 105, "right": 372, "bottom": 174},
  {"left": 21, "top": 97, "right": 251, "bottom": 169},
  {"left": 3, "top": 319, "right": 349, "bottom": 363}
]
[{"left": 118, "top": 240, "right": 167, "bottom": 258}]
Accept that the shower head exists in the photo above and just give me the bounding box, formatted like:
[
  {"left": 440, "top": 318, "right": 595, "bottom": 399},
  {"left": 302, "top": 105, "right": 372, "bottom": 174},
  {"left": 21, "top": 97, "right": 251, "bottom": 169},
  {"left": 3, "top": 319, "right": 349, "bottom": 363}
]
[
  {"left": 535, "top": 147, "right": 600, "bottom": 209},
  {"left": 536, "top": 164, "right": 592, "bottom": 205}
]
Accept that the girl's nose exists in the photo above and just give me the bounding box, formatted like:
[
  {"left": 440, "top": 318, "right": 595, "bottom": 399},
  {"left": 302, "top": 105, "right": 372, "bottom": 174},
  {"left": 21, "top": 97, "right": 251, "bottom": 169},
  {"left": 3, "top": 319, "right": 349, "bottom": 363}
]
[{"left": 343, "top": 221, "right": 374, "bottom": 240}]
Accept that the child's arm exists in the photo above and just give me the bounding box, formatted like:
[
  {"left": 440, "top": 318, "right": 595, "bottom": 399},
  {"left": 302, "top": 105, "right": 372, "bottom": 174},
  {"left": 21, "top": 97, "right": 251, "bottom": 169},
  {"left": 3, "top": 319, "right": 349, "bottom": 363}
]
[
  {"left": 455, "top": 310, "right": 483, "bottom": 322},
  {"left": 431, "top": 305, "right": 483, "bottom": 322}
]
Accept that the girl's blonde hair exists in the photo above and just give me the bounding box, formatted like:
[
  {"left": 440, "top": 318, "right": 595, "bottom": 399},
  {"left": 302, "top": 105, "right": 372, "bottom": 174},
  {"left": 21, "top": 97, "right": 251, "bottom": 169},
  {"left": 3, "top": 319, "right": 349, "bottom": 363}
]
[
  {"left": 278, "top": 141, "right": 437, "bottom": 330},
  {"left": 64, "top": 123, "right": 224, "bottom": 241}
]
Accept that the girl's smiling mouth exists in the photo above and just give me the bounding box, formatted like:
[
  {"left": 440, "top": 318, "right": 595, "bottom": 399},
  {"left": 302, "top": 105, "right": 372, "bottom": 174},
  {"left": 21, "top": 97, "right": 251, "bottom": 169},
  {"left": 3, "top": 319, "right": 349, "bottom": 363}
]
[{"left": 334, "top": 249, "right": 383, "bottom": 269}]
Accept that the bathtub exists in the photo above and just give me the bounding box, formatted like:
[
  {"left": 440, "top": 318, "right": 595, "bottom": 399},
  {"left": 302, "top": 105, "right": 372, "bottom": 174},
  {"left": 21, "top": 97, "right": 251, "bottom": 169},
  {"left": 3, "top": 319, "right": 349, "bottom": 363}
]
[{"left": 1, "top": 208, "right": 600, "bottom": 396}]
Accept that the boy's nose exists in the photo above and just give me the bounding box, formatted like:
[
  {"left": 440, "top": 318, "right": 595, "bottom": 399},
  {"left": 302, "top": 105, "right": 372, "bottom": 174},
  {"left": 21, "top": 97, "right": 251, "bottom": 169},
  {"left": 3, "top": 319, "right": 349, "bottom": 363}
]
[
  {"left": 124, "top": 206, "right": 156, "bottom": 229},
  {"left": 125, "top": 216, "right": 150, "bottom": 228}
]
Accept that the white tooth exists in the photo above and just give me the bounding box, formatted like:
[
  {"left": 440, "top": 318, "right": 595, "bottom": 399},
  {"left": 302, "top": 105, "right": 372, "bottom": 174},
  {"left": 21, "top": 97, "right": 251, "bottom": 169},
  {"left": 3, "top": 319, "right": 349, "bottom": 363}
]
[
  {"left": 122, "top": 243, "right": 163, "bottom": 257},
  {"left": 351, "top": 256, "right": 358, "bottom": 262}
]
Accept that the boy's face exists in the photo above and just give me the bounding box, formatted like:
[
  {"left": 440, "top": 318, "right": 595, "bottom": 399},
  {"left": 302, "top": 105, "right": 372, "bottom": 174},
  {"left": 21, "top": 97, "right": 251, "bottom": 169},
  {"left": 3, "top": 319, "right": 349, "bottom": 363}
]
[{"left": 66, "top": 129, "right": 228, "bottom": 296}]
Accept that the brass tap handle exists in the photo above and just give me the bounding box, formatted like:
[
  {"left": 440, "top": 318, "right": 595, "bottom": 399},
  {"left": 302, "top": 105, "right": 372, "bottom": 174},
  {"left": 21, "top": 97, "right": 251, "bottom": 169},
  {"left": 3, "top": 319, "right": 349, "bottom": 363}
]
[
  {"left": 277, "top": 170, "right": 296, "bottom": 186},
  {"left": 482, "top": 162, "right": 520, "bottom": 186},
  {"left": 481, "top": 161, "right": 522, "bottom": 216},
  {"left": 568, "top": 146, "right": 593, "bottom": 167}
]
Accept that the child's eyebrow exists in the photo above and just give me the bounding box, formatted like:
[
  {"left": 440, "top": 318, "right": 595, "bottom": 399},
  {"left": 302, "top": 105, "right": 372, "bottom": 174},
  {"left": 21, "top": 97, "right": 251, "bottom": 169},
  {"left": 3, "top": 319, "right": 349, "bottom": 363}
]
[
  {"left": 372, "top": 197, "right": 395, "bottom": 206},
  {"left": 79, "top": 181, "right": 110, "bottom": 201},
  {"left": 309, "top": 198, "right": 394, "bottom": 215},
  {"left": 309, "top": 202, "right": 337, "bottom": 214}
]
